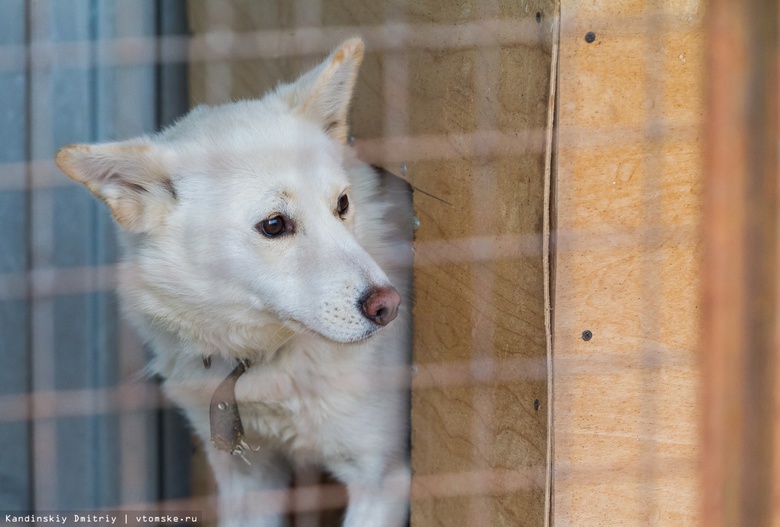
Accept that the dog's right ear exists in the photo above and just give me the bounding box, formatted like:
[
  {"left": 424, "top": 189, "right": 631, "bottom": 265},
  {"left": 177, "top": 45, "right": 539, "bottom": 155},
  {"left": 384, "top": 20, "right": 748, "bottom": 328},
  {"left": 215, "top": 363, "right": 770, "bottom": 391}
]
[
  {"left": 278, "top": 37, "right": 365, "bottom": 144},
  {"left": 55, "top": 142, "right": 176, "bottom": 233}
]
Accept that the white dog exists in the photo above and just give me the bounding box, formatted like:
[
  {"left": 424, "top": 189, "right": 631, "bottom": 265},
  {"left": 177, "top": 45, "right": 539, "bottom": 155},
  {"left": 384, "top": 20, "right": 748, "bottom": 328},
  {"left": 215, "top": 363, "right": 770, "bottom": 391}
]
[{"left": 56, "top": 38, "right": 412, "bottom": 527}]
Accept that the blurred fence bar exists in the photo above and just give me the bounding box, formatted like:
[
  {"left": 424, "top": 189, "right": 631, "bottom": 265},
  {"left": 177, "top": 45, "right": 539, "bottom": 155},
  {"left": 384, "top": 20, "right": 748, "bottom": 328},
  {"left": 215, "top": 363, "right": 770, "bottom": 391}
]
[{"left": 702, "top": 0, "right": 779, "bottom": 526}]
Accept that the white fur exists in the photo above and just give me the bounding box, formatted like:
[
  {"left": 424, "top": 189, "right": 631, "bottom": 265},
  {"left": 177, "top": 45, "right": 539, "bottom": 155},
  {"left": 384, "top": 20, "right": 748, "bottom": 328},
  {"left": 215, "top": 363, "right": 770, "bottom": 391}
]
[{"left": 56, "top": 38, "right": 411, "bottom": 527}]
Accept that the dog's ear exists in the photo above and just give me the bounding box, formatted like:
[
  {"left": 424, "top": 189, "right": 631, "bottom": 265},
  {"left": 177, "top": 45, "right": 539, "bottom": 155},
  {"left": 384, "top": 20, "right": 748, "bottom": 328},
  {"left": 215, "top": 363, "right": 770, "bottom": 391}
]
[
  {"left": 279, "top": 37, "right": 364, "bottom": 144},
  {"left": 55, "top": 142, "right": 176, "bottom": 233}
]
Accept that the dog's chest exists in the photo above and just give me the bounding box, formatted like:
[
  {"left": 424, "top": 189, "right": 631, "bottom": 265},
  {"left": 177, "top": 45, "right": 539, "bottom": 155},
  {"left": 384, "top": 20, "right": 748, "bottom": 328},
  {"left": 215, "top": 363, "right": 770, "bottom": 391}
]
[{"left": 234, "top": 348, "right": 374, "bottom": 459}]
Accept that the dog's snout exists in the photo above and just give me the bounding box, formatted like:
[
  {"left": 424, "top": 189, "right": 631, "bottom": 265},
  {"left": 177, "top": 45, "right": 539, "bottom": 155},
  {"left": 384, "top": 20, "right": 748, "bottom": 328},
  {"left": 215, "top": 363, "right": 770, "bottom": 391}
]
[{"left": 359, "top": 286, "right": 401, "bottom": 326}]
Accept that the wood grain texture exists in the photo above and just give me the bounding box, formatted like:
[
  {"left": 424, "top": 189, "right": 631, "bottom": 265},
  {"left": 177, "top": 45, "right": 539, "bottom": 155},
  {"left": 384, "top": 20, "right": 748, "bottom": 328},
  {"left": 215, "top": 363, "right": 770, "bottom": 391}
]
[
  {"left": 552, "top": 1, "right": 703, "bottom": 525},
  {"left": 405, "top": 3, "right": 555, "bottom": 527}
]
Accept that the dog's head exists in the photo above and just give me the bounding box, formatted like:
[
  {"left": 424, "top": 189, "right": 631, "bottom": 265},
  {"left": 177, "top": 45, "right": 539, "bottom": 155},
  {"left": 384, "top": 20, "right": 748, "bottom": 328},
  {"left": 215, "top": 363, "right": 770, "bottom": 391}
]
[{"left": 55, "top": 38, "right": 401, "bottom": 351}]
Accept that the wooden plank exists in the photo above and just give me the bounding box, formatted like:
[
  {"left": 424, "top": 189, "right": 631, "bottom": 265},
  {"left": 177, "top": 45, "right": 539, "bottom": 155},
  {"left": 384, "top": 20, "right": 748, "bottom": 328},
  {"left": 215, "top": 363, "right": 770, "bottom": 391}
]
[
  {"left": 702, "top": 0, "right": 779, "bottom": 526},
  {"left": 188, "top": 0, "right": 296, "bottom": 106},
  {"left": 405, "top": 4, "right": 554, "bottom": 525},
  {"left": 552, "top": 1, "right": 704, "bottom": 525}
]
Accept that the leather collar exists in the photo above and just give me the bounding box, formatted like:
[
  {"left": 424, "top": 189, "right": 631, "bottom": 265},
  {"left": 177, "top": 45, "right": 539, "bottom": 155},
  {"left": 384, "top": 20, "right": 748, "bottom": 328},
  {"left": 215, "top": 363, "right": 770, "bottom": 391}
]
[{"left": 206, "top": 357, "right": 258, "bottom": 464}]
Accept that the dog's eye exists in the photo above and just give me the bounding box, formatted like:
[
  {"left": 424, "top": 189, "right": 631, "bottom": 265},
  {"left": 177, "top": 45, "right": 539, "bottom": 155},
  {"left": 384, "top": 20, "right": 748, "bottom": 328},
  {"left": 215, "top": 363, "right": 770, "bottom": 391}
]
[
  {"left": 257, "top": 215, "right": 287, "bottom": 237},
  {"left": 337, "top": 194, "right": 349, "bottom": 217}
]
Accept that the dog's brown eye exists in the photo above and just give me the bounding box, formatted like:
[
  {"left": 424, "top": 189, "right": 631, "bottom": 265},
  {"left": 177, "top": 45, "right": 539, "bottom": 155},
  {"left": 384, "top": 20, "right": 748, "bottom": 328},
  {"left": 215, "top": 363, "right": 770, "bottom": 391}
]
[
  {"left": 337, "top": 194, "right": 349, "bottom": 217},
  {"left": 257, "top": 216, "right": 286, "bottom": 237}
]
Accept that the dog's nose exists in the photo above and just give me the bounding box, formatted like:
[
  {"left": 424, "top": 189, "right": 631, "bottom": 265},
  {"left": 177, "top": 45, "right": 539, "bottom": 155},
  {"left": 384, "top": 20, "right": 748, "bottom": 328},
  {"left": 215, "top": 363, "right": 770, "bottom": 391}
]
[{"left": 359, "top": 286, "right": 401, "bottom": 326}]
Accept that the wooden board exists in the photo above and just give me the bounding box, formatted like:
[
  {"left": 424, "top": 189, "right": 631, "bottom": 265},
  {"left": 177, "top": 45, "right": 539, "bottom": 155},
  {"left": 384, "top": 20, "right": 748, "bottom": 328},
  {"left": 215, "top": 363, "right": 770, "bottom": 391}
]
[
  {"left": 188, "top": 1, "right": 556, "bottom": 525},
  {"left": 401, "top": 4, "right": 555, "bottom": 527},
  {"left": 551, "top": 1, "right": 704, "bottom": 525}
]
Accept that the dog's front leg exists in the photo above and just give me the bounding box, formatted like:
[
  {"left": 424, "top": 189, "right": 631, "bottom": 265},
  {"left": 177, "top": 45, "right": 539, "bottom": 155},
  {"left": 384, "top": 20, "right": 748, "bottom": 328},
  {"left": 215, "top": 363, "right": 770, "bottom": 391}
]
[
  {"left": 341, "top": 462, "right": 411, "bottom": 527},
  {"left": 206, "top": 447, "right": 292, "bottom": 527}
]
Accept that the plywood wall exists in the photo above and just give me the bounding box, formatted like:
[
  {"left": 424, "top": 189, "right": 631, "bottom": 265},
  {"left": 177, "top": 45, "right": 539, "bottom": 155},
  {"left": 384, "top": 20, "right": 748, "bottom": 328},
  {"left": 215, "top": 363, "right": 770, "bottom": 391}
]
[
  {"left": 188, "top": 1, "right": 556, "bottom": 526},
  {"left": 551, "top": 1, "right": 704, "bottom": 525},
  {"left": 400, "top": 4, "right": 555, "bottom": 527}
]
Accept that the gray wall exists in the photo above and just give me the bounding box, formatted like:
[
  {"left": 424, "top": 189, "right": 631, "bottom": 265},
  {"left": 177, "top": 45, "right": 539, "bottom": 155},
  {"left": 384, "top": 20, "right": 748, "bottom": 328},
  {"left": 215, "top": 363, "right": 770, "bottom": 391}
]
[{"left": 0, "top": 0, "right": 190, "bottom": 512}]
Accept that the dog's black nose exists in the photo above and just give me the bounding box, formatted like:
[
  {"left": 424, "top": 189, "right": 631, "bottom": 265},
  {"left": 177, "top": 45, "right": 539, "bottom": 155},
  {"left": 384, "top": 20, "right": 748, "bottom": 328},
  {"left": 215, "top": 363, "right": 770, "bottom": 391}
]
[{"left": 360, "top": 286, "right": 401, "bottom": 326}]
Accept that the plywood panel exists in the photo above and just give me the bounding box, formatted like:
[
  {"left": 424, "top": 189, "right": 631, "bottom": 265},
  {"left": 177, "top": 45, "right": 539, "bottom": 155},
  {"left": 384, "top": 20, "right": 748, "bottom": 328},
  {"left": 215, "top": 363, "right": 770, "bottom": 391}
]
[
  {"left": 552, "top": 1, "right": 703, "bottom": 525},
  {"left": 405, "top": 7, "right": 555, "bottom": 526},
  {"left": 188, "top": 1, "right": 556, "bottom": 525}
]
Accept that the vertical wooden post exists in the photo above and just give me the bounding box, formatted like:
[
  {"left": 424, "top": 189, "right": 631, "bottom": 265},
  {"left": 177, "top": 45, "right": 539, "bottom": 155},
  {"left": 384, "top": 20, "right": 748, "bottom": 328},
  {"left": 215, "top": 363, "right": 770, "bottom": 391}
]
[
  {"left": 702, "top": 0, "right": 779, "bottom": 525},
  {"left": 553, "top": 2, "right": 704, "bottom": 523}
]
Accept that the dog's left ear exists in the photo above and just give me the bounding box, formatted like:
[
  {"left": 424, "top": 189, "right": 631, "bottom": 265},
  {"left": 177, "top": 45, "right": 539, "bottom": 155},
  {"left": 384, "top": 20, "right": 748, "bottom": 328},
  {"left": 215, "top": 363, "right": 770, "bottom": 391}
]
[
  {"left": 279, "top": 37, "right": 364, "bottom": 144},
  {"left": 55, "top": 141, "right": 176, "bottom": 233}
]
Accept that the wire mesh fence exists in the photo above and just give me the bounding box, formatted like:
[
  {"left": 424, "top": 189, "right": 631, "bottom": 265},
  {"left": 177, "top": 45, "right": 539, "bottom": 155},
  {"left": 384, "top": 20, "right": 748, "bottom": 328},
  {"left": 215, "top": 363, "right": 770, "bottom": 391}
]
[{"left": 1, "top": 0, "right": 768, "bottom": 526}]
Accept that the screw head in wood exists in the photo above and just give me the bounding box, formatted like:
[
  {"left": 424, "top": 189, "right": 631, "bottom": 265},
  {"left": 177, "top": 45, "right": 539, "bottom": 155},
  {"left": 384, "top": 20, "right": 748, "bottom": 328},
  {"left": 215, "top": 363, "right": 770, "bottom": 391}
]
[
  {"left": 582, "top": 330, "right": 593, "bottom": 341},
  {"left": 585, "top": 32, "right": 596, "bottom": 43}
]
